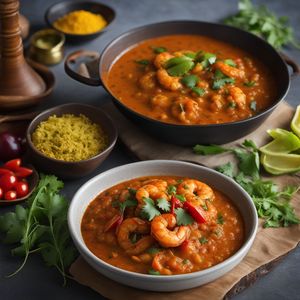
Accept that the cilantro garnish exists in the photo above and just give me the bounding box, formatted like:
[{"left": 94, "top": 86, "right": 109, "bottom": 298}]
[
  {"left": 152, "top": 46, "right": 167, "bottom": 54},
  {"left": 156, "top": 198, "right": 171, "bottom": 212},
  {"left": 148, "top": 269, "right": 160, "bottom": 275},
  {"left": 147, "top": 247, "right": 160, "bottom": 255},
  {"left": 0, "top": 175, "right": 78, "bottom": 285},
  {"left": 223, "top": 0, "right": 300, "bottom": 50},
  {"left": 181, "top": 74, "right": 199, "bottom": 88},
  {"left": 212, "top": 69, "right": 235, "bottom": 90},
  {"left": 167, "top": 185, "right": 177, "bottom": 195},
  {"left": 199, "top": 237, "right": 208, "bottom": 244},
  {"left": 244, "top": 81, "right": 256, "bottom": 87},
  {"left": 135, "top": 59, "right": 150, "bottom": 65},
  {"left": 175, "top": 208, "right": 194, "bottom": 225},
  {"left": 217, "top": 213, "right": 225, "bottom": 225},
  {"left": 193, "top": 139, "right": 300, "bottom": 228},
  {"left": 191, "top": 87, "right": 205, "bottom": 96},
  {"left": 224, "top": 59, "right": 237, "bottom": 67},
  {"left": 141, "top": 198, "right": 161, "bottom": 221}
]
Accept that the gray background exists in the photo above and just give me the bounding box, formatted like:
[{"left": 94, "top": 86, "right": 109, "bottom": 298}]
[{"left": 1, "top": 0, "right": 300, "bottom": 299}]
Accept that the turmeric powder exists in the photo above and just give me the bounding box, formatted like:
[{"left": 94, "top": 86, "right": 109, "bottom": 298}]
[{"left": 53, "top": 10, "right": 107, "bottom": 35}]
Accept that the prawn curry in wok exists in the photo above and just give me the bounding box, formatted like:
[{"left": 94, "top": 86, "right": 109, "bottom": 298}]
[
  {"left": 81, "top": 176, "right": 244, "bottom": 275},
  {"left": 106, "top": 35, "right": 276, "bottom": 125}
]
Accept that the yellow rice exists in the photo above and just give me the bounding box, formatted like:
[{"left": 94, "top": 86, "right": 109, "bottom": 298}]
[{"left": 32, "top": 114, "right": 107, "bottom": 162}]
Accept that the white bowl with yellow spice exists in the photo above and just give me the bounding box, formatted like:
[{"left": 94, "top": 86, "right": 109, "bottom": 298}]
[
  {"left": 45, "top": 1, "right": 115, "bottom": 41},
  {"left": 26, "top": 103, "right": 118, "bottom": 179}
]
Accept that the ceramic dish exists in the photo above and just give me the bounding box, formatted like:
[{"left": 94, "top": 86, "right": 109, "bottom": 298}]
[
  {"left": 45, "top": 0, "right": 115, "bottom": 42},
  {"left": 26, "top": 103, "right": 118, "bottom": 179},
  {"left": 65, "top": 20, "right": 298, "bottom": 145},
  {"left": 0, "top": 164, "right": 38, "bottom": 206},
  {"left": 68, "top": 160, "right": 258, "bottom": 291}
]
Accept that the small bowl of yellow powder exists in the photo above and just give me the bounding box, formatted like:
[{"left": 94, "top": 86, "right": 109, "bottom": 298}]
[
  {"left": 45, "top": 1, "right": 115, "bottom": 41},
  {"left": 26, "top": 103, "right": 118, "bottom": 179}
]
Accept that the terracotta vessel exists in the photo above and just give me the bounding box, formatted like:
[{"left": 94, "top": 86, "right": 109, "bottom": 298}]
[{"left": 0, "top": 0, "right": 46, "bottom": 97}]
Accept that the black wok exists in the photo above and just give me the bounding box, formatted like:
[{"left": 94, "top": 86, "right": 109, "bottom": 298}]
[{"left": 65, "top": 21, "right": 299, "bottom": 146}]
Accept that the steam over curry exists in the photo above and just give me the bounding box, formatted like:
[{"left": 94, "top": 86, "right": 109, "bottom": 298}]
[
  {"left": 106, "top": 35, "right": 276, "bottom": 125},
  {"left": 81, "top": 176, "right": 244, "bottom": 275}
]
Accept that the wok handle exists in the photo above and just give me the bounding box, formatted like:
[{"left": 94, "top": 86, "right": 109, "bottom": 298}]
[
  {"left": 64, "top": 50, "right": 102, "bottom": 86},
  {"left": 280, "top": 52, "right": 300, "bottom": 76}
]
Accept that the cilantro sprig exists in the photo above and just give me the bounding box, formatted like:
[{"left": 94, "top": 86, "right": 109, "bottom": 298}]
[
  {"left": 223, "top": 0, "right": 300, "bottom": 50},
  {"left": 0, "top": 175, "right": 78, "bottom": 285},
  {"left": 193, "top": 140, "right": 300, "bottom": 228}
]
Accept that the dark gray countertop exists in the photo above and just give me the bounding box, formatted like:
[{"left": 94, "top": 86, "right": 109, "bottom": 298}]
[{"left": 1, "top": 0, "right": 300, "bottom": 299}]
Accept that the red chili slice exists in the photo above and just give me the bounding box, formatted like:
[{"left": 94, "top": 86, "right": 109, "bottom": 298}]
[
  {"left": 14, "top": 167, "right": 33, "bottom": 178},
  {"left": 170, "top": 195, "right": 182, "bottom": 214},
  {"left": 179, "top": 239, "right": 190, "bottom": 252},
  {"left": 104, "top": 214, "right": 124, "bottom": 232},
  {"left": 4, "top": 158, "right": 21, "bottom": 171},
  {"left": 183, "top": 201, "right": 206, "bottom": 224}
]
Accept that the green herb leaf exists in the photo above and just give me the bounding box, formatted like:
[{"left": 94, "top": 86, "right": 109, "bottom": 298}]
[
  {"left": 224, "top": 59, "right": 237, "bottom": 67},
  {"left": 191, "top": 87, "right": 205, "bottom": 96},
  {"left": 198, "top": 52, "right": 217, "bottom": 68},
  {"left": 156, "top": 198, "right": 171, "bottom": 212},
  {"left": 164, "top": 56, "right": 193, "bottom": 68},
  {"left": 175, "top": 194, "right": 186, "bottom": 202},
  {"left": 181, "top": 74, "right": 199, "bottom": 88},
  {"left": 0, "top": 175, "right": 78, "bottom": 286},
  {"left": 147, "top": 247, "right": 160, "bottom": 255},
  {"left": 193, "top": 144, "right": 229, "bottom": 155},
  {"left": 217, "top": 213, "right": 225, "bottom": 225},
  {"left": 135, "top": 59, "right": 150, "bottom": 65},
  {"left": 167, "top": 60, "right": 194, "bottom": 77},
  {"left": 212, "top": 75, "right": 235, "bottom": 90},
  {"left": 215, "top": 162, "right": 235, "bottom": 178},
  {"left": 142, "top": 198, "right": 161, "bottom": 221},
  {"left": 223, "top": 0, "right": 300, "bottom": 50},
  {"left": 244, "top": 81, "right": 256, "bottom": 87},
  {"left": 148, "top": 268, "right": 160, "bottom": 275},
  {"left": 119, "top": 198, "right": 138, "bottom": 214},
  {"left": 199, "top": 237, "right": 208, "bottom": 244},
  {"left": 152, "top": 46, "right": 167, "bottom": 54},
  {"left": 175, "top": 208, "right": 194, "bottom": 225},
  {"left": 167, "top": 185, "right": 177, "bottom": 195}
]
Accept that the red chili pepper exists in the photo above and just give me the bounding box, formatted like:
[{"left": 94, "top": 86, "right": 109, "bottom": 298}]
[
  {"left": 14, "top": 167, "right": 33, "bottom": 178},
  {"left": 179, "top": 239, "right": 189, "bottom": 252},
  {"left": 170, "top": 195, "right": 182, "bottom": 214},
  {"left": 183, "top": 201, "right": 206, "bottom": 224},
  {"left": 0, "top": 168, "right": 14, "bottom": 176},
  {"left": 104, "top": 214, "right": 124, "bottom": 232},
  {"left": 0, "top": 187, "right": 3, "bottom": 199},
  {"left": 4, "top": 158, "right": 21, "bottom": 171}
]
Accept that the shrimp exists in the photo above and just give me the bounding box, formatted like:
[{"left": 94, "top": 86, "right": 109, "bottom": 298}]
[
  {"left": 136, "top": 184, "right": 168, "bottom": 204},
  {"left": 177, "top": 179, "right": 214, "bottom": 202},
  {"left": 152, "top": 250, "right": 193, "bottom": 275},
  {"left": 156, "top": 69, "right": 182, "bottom": 91},
  {"left": 151, "top": 214, "right": 190, "bottom": 248},
  {"left": 214, "top": 61, "right": 245, "bottom": 79},
  {"left": 171, "top": 97, "right": 200, "bottom": 124},
  {"left": 227, "top": 86, "right": 246, "bottom": 109},
  {"left": 154, "top": 52, "right": 173, "bottom": 69},
  {"left": 142, "top": 179, "right": 168, "bottom": 191},
  {"left": 150, "top": 94, "right": 171, "bottom": 109},
  {"left": 117, "top": 218, "right": 154, "bottom": 255},
  {"left": 139, "top": 72, "right": 156, "bottom": 90}
]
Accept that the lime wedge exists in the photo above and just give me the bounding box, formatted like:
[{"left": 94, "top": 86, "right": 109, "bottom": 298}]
[
  {"left": 260, "top": 129, "right": 300, "bottom": 155},
  {"left": 261, "top": 153, "right": 300, "bottom": 175},
  {"left": 291, "top": 105, "right": 300, "bottom": 138}
]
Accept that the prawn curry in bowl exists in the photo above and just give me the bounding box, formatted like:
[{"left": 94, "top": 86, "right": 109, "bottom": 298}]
[
  {"left": 107, "top": 35, "right": 276, "bottom": 125},
  {"left": 81, "top": 176, "right": 244, "bottom": 275}
]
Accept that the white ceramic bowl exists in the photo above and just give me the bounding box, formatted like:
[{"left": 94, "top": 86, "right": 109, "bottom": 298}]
[{"left": 68, "top": 160, "right": 258, "bottom": 292}]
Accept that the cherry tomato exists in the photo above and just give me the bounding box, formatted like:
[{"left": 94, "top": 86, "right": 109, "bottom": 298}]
[
  {"left": 4, "top": 190, "right": 17, "bottom": 201},
  {"left": 4, "top": 158, "right": 21, "bottom": 171},
  {"left": 0, "top": 174, "right": 17, "bottom": 191},
  {"left": 14, "top": 167, "right": 33, "bottom": 178},
  {"left": 15, "top": 181, "right": 29, "bottom": 198},
  {"left": 0, "top": 187, "right": 3, "bottom": 199},
  {"left": 0, "top": 168, "right": 14, "bottom": 176}
]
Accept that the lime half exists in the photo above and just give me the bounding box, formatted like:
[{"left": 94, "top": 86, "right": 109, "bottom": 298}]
[
  {"left": 291, "top": 105, "right": 300, "bottom": 138},
  {"left": 260, "top": 129, "right": 300, "bottom": 155},
  {"left": 261, "top": 153, "right": 300, "bottom": 175}
]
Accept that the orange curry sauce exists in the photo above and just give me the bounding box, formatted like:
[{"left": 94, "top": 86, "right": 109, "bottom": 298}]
[
  {"left": 81, "top": 176, "right": 244, "bottom": 275},
  {"left": 106, "top": 35, "right": 276, "bottom": 125}
]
